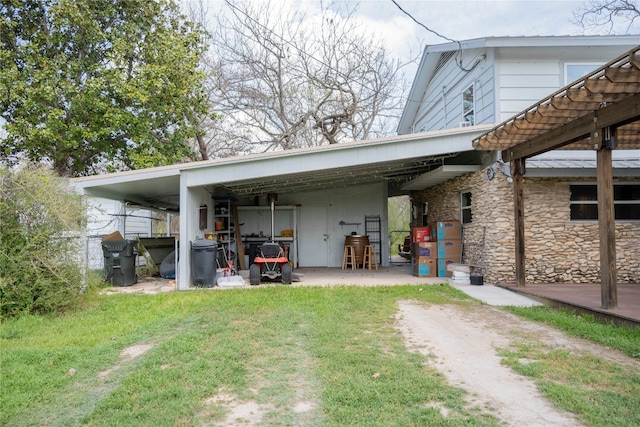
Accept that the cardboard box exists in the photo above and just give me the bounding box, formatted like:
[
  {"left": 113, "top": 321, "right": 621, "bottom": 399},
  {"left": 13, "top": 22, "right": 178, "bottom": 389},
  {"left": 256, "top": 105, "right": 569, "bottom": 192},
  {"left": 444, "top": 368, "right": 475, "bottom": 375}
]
[
  {"left": 412, "top": 258, "right": 437, "bottom": 277},
  {"left": 438, "top": 258, "right": 459, "bottom": 277},
  {"left": 436, "top": 221, "right": 461, "bottom": 240},
  {"left": 437, "top": 240, "right": 463, "bottom": 259},
  {"left": 102, "top": 231, "right": 124, "bottom": 241},
  {"left": 415, "top": 256, "right": 437, "bottom": 265},
  {"left": 412, "top": 226, "right": 432, "bottom": 242},
  {"left": 412, "top": 242, "right": 437, "bottom": 258}
]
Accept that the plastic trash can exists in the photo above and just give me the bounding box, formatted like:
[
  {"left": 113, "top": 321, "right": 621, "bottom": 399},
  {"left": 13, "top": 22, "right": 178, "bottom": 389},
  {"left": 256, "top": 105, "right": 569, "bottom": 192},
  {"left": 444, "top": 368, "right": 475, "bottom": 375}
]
[
  {"left": 102, "top": 240, "right": 138, "bottom": 286},
  {"left": 191, "top": 240, "right": 217, "bottom": 287}
]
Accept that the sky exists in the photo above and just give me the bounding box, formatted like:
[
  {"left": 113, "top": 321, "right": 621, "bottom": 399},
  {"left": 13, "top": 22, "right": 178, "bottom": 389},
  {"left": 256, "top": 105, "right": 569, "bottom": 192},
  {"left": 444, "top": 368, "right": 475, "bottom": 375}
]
[
  {"left": 194, "top": 0, "right": 626, "bottom": 82},
  {"left": 347, "top": 1, "right": 589, "bottom": 51},
  {"left": 200, "top": 0, "right": 599, "bottom": 63}
]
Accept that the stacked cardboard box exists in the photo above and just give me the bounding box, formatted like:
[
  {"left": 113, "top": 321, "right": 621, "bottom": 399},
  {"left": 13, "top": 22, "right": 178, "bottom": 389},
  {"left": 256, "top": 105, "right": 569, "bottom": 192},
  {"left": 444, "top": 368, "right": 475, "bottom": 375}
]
[
  {"left": 411, "top": 226, "right": 436, "bottom": 277},
  {"left": 435, "top": 221, "right": 462, "bottom": 278},
  {"left": 411, "top": 221, "right": 464, "bottom": 277}
]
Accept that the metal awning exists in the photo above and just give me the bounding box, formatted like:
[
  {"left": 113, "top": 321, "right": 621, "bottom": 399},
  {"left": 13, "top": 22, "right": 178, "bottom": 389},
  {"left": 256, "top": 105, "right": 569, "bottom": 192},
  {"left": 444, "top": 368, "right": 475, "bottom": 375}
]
[
  {"left": 401, "top": 165, "right": 481, "bottom": 190},
  {"left": 73, "top": 125, "right": 492, "bottom": 210},
  {"left": 473, "top": 45, "right": 640, "bottom": 158}
]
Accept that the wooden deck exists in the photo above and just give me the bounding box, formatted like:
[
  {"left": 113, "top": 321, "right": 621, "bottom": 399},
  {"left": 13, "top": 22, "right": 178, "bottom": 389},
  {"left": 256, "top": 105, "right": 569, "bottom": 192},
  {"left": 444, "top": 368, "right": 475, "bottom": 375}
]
[{"left": 500, "top": 283, "right": 640, "bottom": 327}]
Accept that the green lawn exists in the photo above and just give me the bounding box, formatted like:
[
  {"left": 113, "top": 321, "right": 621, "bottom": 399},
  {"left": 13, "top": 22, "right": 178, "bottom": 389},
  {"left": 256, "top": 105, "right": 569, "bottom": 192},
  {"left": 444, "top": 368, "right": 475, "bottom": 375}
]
[{"left": 1, "top": 284, "right": 638, "bottom": 426}]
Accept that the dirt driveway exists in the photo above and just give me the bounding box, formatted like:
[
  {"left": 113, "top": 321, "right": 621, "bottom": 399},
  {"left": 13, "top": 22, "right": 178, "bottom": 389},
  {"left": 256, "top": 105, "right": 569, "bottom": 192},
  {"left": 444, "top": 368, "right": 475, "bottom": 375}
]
[{"left": 396, "top": 301, "right": 639, "bottom": 427}]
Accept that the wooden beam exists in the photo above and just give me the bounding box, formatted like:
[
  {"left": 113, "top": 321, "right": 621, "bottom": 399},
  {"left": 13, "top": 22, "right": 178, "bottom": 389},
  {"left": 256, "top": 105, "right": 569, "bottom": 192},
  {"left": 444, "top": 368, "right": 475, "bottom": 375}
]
[
  {"left": 550, "top": 97, "right": 600, "bottom": 110},
  {"left": 566, "top": 88, "right": 627, "bottom": 103},
  {"left": 584, "top": 79, "right": 640, "bottom": 93},
  {"left": 233, "top": 204, "right": 247, "bottom": 270},
  {"left": 512, "top": 159, "right": 526, "bottom": 287},
  {"left": 503, "top": 92, "right": 640, "bottom": 162},
  {"left": 604, "top": 67, "right": 640, "bottom": 83},
  {"left": 595, "top": 129, "right": 617, "bottom": 309}
]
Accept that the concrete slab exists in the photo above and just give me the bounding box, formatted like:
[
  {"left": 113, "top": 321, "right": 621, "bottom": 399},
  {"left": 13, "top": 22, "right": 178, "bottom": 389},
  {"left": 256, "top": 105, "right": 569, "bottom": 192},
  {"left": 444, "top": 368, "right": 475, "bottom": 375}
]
[
  {"left": 451, "top": 284, "right": 543, "bottom": 307},
  {"left": 100, "top": 265, "right": 539, "bottom": 308}
]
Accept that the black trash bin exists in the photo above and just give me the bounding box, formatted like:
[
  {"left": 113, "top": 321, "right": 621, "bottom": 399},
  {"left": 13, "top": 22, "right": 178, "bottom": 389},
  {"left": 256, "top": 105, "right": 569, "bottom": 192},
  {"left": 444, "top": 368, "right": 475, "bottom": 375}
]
[
  {"left": 191, "top": 240, "right": 217, "bottom": 287},
  {"left": 102, "top": 240, "right": 138, "bottom": 286}
]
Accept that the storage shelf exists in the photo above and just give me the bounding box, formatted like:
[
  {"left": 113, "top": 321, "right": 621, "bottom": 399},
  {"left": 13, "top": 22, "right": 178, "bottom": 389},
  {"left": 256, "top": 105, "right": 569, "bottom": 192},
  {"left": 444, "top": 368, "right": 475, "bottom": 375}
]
[{"left": 213, "top": 197, "right": 236, "bottom": 270}]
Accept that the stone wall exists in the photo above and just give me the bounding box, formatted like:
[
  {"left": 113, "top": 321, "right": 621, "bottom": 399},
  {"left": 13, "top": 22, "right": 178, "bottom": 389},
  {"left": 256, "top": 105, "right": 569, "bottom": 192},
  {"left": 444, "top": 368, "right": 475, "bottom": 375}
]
[{"left": 413, "top": 166, "right": 640, "bottom": 284}]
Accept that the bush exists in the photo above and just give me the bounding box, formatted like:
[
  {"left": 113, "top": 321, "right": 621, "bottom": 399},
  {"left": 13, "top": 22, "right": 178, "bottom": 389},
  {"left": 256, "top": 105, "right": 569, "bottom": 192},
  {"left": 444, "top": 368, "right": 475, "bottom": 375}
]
[{"left": 0, "top": 165, "right": 86, "bottom": 318}]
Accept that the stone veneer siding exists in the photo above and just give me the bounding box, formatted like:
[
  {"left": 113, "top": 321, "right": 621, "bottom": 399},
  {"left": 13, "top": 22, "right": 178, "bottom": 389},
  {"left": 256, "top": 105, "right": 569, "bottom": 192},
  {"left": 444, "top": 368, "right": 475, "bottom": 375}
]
[{"left": 413, "top": 166, "right": 640, "bottom": 284}]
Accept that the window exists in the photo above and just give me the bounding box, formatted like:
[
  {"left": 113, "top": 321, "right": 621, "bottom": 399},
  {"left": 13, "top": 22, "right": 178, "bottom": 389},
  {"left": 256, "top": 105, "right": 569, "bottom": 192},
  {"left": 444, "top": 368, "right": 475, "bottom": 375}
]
[
  {"left": 570, "top": 184, "right": 640, "bottom": 221},
  {"left": 462, "top": 84, "right": 474, "bottom": 125},
  {"left": 461, "top": 191, "right": 472, "bottom": 224},
  {"left": 565, "top": 63, "right": 600, "bottom": 84}
]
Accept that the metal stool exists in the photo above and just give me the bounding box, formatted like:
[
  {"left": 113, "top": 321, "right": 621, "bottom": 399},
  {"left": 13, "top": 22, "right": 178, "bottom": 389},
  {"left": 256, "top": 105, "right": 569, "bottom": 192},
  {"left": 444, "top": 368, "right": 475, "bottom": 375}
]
[
  {"left": 363, "top": 244, "right": 378, "bottom": 270},
  {"left": 342, "top": 245, "right": 356, "bottom": 270}
]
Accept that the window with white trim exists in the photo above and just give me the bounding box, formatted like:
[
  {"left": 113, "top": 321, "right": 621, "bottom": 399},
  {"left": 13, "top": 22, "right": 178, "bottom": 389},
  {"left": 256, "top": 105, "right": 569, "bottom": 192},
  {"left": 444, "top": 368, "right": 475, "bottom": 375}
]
[
  {"left": 570, "top": 184, "right": 640, "bottom": 221},
  {"left": 462, "top": 84, "right": 474, "bottom": 125},
  {"left": 565, "top": 63, "right": 600, "bottom": 84},
  {"left": 461, "top": 191, "right": 472, "bottom": 224}
]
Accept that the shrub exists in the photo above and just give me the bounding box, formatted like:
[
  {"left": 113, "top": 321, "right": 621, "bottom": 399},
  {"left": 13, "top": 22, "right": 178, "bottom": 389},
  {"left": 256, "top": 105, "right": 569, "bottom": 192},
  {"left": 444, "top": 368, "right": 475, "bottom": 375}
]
[{"left": 0, "top": 165, "right": 86, "bottom": 318}]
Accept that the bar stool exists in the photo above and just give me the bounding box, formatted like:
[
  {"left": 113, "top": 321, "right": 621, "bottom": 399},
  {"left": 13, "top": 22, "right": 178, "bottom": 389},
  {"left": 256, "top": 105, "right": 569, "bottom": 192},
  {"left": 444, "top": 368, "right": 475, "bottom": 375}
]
[
  {"left": 363, "top": 244, "right": 378, "bottom": 271},
  {"left": 342, "top": 245, "right": 356, "bottom": 270}
]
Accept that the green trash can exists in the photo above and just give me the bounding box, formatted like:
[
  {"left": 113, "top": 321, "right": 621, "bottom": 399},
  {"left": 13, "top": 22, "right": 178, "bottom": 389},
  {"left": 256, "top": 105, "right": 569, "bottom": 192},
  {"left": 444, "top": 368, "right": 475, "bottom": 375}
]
[{"left": 102, "top": 240, "right": 138, "bottom": 286}]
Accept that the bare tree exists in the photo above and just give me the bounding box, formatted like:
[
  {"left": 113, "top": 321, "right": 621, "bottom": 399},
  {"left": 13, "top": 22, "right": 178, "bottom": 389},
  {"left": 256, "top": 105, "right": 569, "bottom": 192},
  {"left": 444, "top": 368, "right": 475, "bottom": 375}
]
[
  {"left": 196, "top": 0, "right": 408, "bottom": 155},
  {"left": 573, "top": 0, "right": 640, "bottom": 33}
]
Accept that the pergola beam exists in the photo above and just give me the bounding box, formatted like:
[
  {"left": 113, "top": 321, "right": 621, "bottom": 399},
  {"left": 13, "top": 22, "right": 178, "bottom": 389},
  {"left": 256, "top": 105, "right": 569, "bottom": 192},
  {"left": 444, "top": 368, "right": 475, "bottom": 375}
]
[{"left": 502, "top": 91, "right": 640, "bottom": 163}]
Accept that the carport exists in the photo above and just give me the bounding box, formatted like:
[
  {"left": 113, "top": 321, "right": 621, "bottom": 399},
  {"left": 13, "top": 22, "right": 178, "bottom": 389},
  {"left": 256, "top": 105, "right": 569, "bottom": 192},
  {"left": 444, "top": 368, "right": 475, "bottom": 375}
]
[
  {"left": 73, "top": 125, "right": 492, "bottom": 290},
  {"left": 473, "top": 45, "right": 640, "bottom": 309}
]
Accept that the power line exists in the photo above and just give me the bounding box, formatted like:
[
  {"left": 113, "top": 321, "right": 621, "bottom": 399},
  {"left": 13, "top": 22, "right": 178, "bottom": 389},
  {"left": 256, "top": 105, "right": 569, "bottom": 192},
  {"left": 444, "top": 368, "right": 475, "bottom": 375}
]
[
  {"left": 389, "top": 0, "right": 458, "bottom": 44},
  {"left": 388, "top": 0, "right": 473, "bottom": 72},
  {"left": 221, "top": 0, "right": 397, "bottom": 94}
]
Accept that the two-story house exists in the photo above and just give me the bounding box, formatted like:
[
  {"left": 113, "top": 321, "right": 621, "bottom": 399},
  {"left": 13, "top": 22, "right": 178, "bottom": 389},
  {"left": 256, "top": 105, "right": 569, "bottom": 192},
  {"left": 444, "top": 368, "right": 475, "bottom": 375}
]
[{"left": 398, "top": 36, "right": 640, "bottom": 285}]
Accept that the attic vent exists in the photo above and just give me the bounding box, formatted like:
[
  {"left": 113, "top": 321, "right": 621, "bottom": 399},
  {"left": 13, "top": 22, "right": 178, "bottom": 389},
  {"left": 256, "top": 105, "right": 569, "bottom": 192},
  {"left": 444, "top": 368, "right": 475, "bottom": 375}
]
[{"left": 434, "top": 51, "right": 456, "bottom": 74}]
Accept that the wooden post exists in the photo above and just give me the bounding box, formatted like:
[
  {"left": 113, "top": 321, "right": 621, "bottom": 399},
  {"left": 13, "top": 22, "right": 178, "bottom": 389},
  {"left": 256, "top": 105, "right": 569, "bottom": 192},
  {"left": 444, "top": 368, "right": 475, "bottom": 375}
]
[
  {"left": 595, "top": 127, "right": 617, "bottom": 309},
  {"left": 511, "top": 159, "right": 526, "bottom": 287},
  {"left": 233, "top": 204, "right": 247, "bottom": 270}
]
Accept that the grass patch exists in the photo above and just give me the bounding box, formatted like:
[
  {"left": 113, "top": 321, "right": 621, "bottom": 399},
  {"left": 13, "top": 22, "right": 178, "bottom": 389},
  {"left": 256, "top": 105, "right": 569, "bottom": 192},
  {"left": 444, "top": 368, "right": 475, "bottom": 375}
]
[
  {"left": 505, "top": 306, "right": 640, "bottom": 358},
  {"left": 501, "top": 306, "right": 640, "bottom": 427},
  {"left": 2, "top": 284, "right": 499, "bottom": 426},
  {"left": 3, "top": 284, "right": 638, "bottom": 426},
  {"left": 500, "top": 342, "right": 640, "bottom": 427}
]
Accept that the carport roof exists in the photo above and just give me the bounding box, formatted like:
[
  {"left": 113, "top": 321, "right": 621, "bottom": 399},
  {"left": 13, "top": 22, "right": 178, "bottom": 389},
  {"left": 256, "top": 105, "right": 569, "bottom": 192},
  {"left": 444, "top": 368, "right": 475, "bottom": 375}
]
[{"left": 72, "top": 125, "right": 493, "bottom": 211}]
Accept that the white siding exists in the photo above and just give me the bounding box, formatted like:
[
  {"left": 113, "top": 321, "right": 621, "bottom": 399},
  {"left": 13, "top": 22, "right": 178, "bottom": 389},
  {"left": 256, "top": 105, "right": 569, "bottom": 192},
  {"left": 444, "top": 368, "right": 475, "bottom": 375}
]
[
  {"left": 497, "top": 60, "right": 561, "bottom": 120},
  {"left": 287, "top": 182, "right": 387, "bottom": 268},
  {"left": 122, "top": 207, "right": 154, "bottom": 239},
  {"left": 84, "top": 197, "right": 153, "bottom": 270},
  {"left": 412, "top": 49, "right": 496, "bottom": 132}
]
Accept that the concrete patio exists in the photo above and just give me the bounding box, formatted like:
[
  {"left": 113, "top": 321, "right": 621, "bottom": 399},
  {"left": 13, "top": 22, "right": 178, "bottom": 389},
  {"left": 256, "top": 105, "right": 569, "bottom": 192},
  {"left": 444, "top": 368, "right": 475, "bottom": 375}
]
[{"left": 101, "top": 263, "right": 544, "bottom": 308}]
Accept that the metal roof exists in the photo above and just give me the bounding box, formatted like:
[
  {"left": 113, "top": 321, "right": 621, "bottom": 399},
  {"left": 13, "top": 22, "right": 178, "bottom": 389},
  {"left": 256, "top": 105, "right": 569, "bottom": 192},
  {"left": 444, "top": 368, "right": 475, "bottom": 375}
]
[
  {"left": 72, "top": 125, "right": 493, "bottom": 210},
  {"left": 473, "top": 45, "right": 640, "bottom": 158}
]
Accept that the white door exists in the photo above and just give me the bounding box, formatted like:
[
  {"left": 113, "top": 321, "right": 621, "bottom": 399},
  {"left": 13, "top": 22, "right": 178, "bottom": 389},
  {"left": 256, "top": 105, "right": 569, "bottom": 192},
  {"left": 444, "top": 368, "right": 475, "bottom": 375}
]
[{"left": 298, "top": 206, "right": 328, "bottom": 267}]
